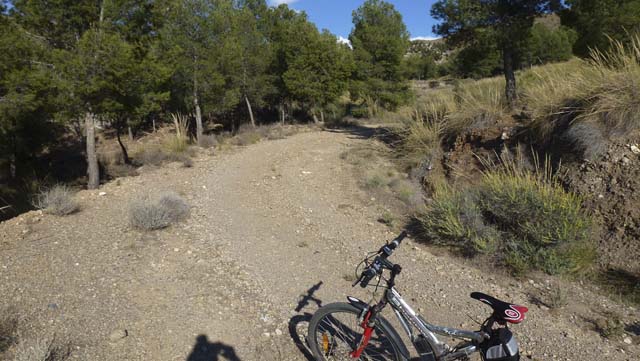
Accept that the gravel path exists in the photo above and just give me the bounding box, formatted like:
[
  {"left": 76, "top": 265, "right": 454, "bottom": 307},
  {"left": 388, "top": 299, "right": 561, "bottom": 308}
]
[{"left": 0, "top": 127, "right": 638, "bottom": 360}]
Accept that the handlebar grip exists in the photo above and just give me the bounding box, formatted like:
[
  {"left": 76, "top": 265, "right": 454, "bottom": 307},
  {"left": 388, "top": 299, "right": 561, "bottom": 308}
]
[
  {"left": 359, "top": 268, "right": 377, "bottom": 288},
  {"left": 389, "top": 231, "right": 408, "bottom": 249}
]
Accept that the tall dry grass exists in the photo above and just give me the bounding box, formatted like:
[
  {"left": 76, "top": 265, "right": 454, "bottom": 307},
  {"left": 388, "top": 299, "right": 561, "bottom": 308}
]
[
  {"left": 166, "top": 113, "right": 191, "bottom": 154},
  {"left": 523, "top": 35, "right": 640, "bottom": 152}
]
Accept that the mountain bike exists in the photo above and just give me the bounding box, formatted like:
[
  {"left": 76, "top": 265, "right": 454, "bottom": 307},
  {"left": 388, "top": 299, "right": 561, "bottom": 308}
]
[{"left": 307, "top": 231, "right": 528, "bottom": 361}]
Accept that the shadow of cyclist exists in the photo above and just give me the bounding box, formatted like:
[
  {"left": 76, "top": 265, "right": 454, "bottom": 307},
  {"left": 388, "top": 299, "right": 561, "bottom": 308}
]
[
  {"left": 186, "top": 335, "right": 241, "bottom": 361},
  {"left": 295, "top": 281, "right": 323, "bottom": 312}
]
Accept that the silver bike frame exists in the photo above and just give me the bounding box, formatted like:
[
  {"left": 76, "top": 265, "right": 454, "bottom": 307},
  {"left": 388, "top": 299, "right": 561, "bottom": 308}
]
[{"left": 385, "top": 287, "right": 486, "bottom": 361}]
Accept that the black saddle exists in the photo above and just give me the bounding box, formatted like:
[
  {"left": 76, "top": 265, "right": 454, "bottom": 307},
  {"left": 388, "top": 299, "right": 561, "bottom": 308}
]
[{"left": 470, "top": 292, "right": 528, "bottom": 324}]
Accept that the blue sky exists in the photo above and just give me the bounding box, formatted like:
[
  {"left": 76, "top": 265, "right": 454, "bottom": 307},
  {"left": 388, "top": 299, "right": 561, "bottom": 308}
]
[{"left": 268, "top": 0, "right": 440, "bottom": 40}]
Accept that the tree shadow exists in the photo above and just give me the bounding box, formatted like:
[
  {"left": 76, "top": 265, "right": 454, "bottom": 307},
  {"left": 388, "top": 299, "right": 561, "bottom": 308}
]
[
  {"left": 596, "top": 268, "right": 640, "bottom": 304},
  {"left": 186, "top": 335, "right": 242, "bottom": 361}
]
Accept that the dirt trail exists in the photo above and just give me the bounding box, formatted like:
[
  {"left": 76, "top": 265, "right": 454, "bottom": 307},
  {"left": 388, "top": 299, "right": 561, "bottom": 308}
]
[{"left": 1, "top": 127, "right": 638, "bottom": 360}]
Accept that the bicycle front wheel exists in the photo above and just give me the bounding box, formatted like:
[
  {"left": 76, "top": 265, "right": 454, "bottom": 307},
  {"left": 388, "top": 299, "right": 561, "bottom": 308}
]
[{"left": 307, "top": 302, "right": 405, "bottom": 361}]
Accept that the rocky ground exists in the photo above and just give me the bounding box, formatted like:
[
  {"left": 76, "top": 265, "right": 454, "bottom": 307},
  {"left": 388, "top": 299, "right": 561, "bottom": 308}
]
[{"left": 0, "top": 126, "right": 638, "bottom": 360}]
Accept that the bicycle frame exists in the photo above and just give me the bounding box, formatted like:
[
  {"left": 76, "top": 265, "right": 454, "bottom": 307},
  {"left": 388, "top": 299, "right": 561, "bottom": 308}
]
[{"left": 382, "top": 287, "right": 486, "bottom": 361}]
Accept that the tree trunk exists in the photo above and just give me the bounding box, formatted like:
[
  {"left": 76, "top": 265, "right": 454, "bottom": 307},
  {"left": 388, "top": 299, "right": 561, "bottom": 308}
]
[
  {"left": 281, "top": 104, "right": 286, "bottom": 125},
  {"left": 245, "top": 95, "right": 256, "bottom": 127},
  {"left": 193, "top": 64, "right": 203, "bottom": 144},
  {"left": 127, "top": 125, "right": 133, "bottom": 141},
  {"left": 85, "top": 112, "right": 100, "bottom": 189},
  {"left": 312, "top": 112, "right": 319, "bottom": 124},
  {"left": 320, "top": 110, "right": 325, "bottom": 123},
  {"left": 194, "top": 93, "right": 203, "bottom": 145},
  {"left": 152, "top": 118, "right": 156, "bottom": 133},
  {"left": 116, "top": 126, "right": 131, "bottom": 165},
  {"left": 503, "top": 45, "right": 517, "bottom": 108},
  {"left": 9, "top": 153, "right": 16, "bottom": 180}
]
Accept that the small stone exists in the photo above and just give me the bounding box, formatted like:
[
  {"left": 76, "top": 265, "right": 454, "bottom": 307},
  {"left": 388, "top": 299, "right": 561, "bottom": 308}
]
[
  {"left": 621, "top": 156, "right": 630, "bottom": 165},
  {"left": 630, "top": 145, "right": 640, "bottom": 154},
  {"left": 98, "top": 192, "right": 107, "bottom": 196},
  {"left": 174, "top": 248, "right": 179, "bottom": 252},
  {"left": 109, "top": 329, "right": 128, "bottom": 342},
  {"left": 623, "top": 337, "right": 632, "bottom": 345},
  {"left": 263, "top": 332, "right": 270, "bottom": 338},
  {"left": 275, "top": 329, "right": 283, "bottom": 336}
]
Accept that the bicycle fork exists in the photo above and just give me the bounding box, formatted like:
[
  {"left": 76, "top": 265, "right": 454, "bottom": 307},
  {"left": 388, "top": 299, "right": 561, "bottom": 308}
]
[{"left": 350, "top": 308, "right": 375, "bottom": 358}]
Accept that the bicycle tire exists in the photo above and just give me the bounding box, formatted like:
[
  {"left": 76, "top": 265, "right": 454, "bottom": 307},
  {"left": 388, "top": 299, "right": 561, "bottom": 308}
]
[{"left": 307, "top": 302, "right": 408, "bottom": 361}]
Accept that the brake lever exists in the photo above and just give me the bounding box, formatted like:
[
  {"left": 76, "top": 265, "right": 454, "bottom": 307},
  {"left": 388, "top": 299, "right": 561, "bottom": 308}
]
[{"left": 352, "top": 274, "right": 362, "bottom": 287}]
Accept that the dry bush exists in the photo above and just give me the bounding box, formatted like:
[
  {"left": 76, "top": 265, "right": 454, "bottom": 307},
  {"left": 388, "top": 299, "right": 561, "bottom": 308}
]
[
  {"left": 13, "top": 334, "right": 69, "bottom": 361},
  {"left": 133, "top": 146, "right": 167, "bottom": 166},
  {"left": 0, "top": 308, "right": 18, "bottom": 353},
  {"left": 129, "top": 192, "right": 189, "bottom": 231},
  {"left": 546, "top": 282, "right": 569, "bottom": 309},
  {"left": 32, "top": 185, "right": 79, "bottom": 216},
  {"left": 198, "top": 134, "right": 218, "bottom": 148},
  {"left": 105, "top": 164, "right": 139, "bottom": 178},
  {"left": 232, "top": 127, "right": 262, "bottom": 146}
]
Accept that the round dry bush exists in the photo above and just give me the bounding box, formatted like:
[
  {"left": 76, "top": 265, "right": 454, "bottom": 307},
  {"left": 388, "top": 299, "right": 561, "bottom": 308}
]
[
  {"left": 32, "top": 185, "right": 79, "bottom": 216},
  {"left": 129, "top": 192, "right": 189, "bottom": 231}
]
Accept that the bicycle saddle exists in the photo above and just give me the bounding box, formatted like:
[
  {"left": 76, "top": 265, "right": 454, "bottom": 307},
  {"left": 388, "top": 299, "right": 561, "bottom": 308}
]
[{"left": 470, "top": 292, "right": 528, "bottom": 324}]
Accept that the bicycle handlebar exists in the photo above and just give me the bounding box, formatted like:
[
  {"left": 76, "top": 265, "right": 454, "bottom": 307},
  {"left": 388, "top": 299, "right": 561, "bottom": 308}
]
[{"left": 355, "top": 231, "right": 408, "bottom": 288}]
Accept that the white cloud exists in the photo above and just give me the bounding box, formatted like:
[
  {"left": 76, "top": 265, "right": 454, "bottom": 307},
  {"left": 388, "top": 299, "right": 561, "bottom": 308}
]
[
  {"left": 410, "top": 36, "right": 441, "bottom": 41},
  {"left": 337, "top": 36, "right": 352, "bottom": 48},
  {"left": 269, "top": 0, "right": 300, "bottom": 5}
]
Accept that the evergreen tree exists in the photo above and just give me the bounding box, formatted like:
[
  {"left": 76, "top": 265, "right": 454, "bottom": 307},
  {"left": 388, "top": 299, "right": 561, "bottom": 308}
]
[
  {"left": 284, "top": 30, "right": 353, "bottom": 123},
  {"left": 562, "top": 0, "right": 640, "bottom": 57},
  {"left": 350, "top": 0, "right": 411, "bottom": 111},
  {"left": 432, "top": 0, "right": 561, "bottom": 106}
]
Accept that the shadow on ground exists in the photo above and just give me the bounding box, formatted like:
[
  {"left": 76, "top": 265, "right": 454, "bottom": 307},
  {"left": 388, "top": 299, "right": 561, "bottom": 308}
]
[
  {"left": 288, "top": 281, "right": 325, "bottom": 361},
  {"left": 186, "top": 335, "right": 242, "bottom": 361},
  {"left": 324, "top": 123, "right": 400, "bottom": 145}
]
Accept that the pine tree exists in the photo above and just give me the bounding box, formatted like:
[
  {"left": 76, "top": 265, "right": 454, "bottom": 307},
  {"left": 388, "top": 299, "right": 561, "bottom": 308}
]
[{"left": 350, "top": 0, "right": 411, "bottom": 111}]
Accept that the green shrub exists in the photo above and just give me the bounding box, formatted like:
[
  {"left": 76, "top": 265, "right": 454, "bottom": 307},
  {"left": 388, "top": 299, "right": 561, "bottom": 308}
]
[
  {"left": 417, "top": 157, "right": 595, "bottom": 275},
  {"left": 418, "top": 184, "right": 499, "bottom": 254},
  {"left": 479, "top": 157, "right": 595, "bottom": 274}
]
